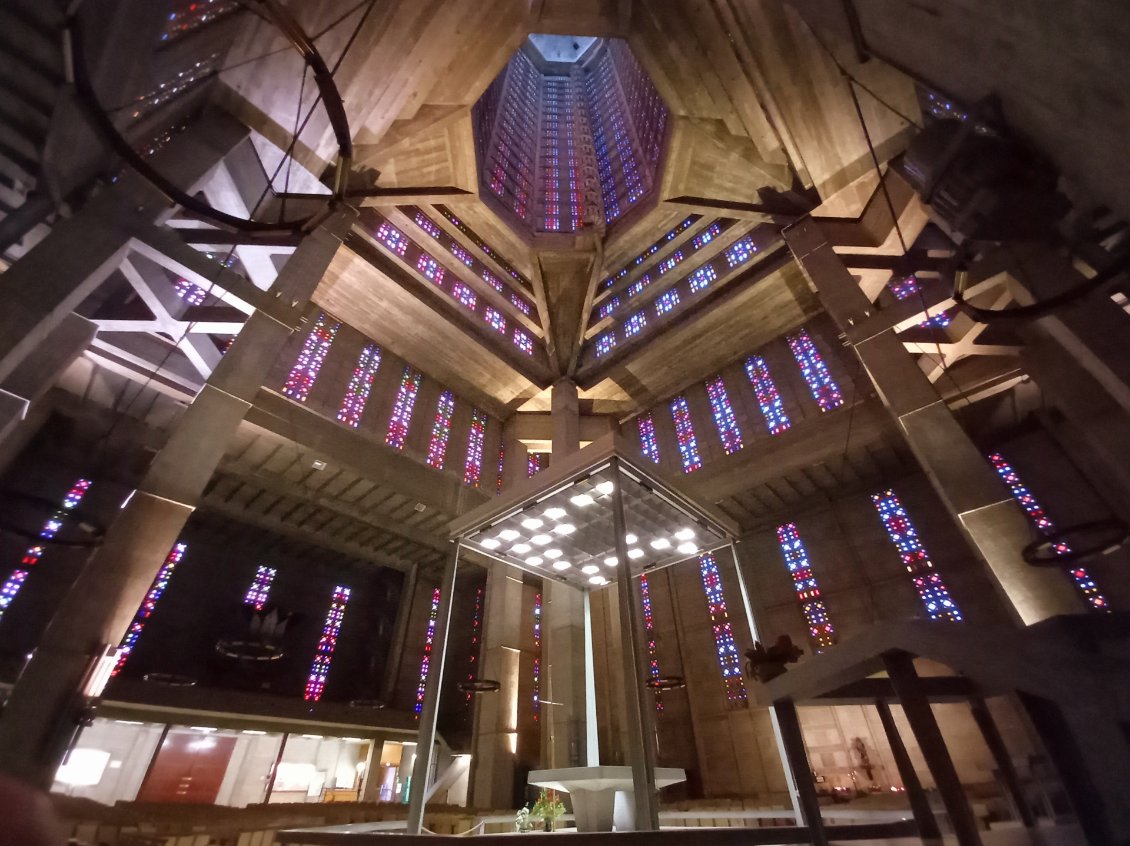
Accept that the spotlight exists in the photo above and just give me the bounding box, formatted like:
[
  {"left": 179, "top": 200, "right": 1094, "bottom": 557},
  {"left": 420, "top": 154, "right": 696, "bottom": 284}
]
[
  {"left": 545, "top": 549, "right": 563, "bottom": 559},
  {"left": 552, "top": 523, "right": 576, "bottom": 535},
  {"left": 552, "top": 561, "right": 571, "bottom": 571},
  {"left": 512, "top": 543, "right": 532, "bottom": 554},
  {"left": 604, "top": 556, "right": 618, "bottom": 567},
  {"left": 570, "top": 494, "right": 595, "bottom": 507},
  {"left": 499, "top": 529, "right": 520, "bottom": 541},
  {"left": 522, "top": 518, "right": 543, "bottom": 530},
  {"left": 479, "top": 538, "right": 500, "bottom": 550},
  {"left": 526, "top": 556, "right": 543, "bottom": 566},
  {"left": 581, "top": 565, "right": 600, "bottom": 575},
  {"left": 545, "top": 507, "right": 567, "bottom": 520},
  {"left": 677, "top": 542, "right": 698, "bottom": 555},
  {"left": 595, "top": 481, "right": 614, "bottom": 495},
  {"left": 589, "top": 576, "right": 608, "bottom": 586},
  {"left": 674, "top": 528, "right": 696, "bottom": 541},
  {"left": 625, "top": 533, "right": 638, "bottom": 544},
  {"left": 531, "top": 534, "right": 552, "bottom": 545},
  {"left": 627, "top": 548, "right": 644, "bottom": 560},
  {"left": 650, "top": 538, "right": 671, "bottom": 550}
]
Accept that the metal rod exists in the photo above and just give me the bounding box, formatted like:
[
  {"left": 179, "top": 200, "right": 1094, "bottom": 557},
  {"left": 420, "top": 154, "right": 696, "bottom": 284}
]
[
  {"left": 609, "top": 457, "right": 659, "bottom": 831},
  {"left": 405, "top": 544, "right": 461, "bottom": 834}
]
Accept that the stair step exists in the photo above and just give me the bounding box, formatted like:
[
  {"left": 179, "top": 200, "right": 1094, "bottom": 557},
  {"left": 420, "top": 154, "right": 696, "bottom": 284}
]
[
  {"left": 0, "top": 54, "right": 58, "bottom": 120},
  {"left": 2, "top": 0, "right": 65, "bottom": 42},
  {"left": 0, "top": 13, "right": 64, "bottom": 86},
  {"left": 0, "top": 97, "right": 50, "bottom": 151},
  {"left": 0, "top": 141, "right": 39, "bottom": 192}
]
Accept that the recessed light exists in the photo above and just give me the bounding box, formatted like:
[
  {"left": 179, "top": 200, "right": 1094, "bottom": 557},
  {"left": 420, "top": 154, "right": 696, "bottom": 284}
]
[
  {"left": 512, "top": 543, "right": 532, "bottom": 554},
  {"left": 675, "top": 528, "right": 696, "bottom": 541},
  {"left": 595, "top": 481, "right": 614, "bottom": 495},
  {"left": 545, "top": 549, "right": 563, "bottom": 559},
  {"left": 531, "top": 534, "right": 552, "bottom": 545},
  {"left": 479, "top": 538, "right": 500, "bottom": 549},
  {"left": 581, "top": 564, "right": 600, "bottom": 575},
  {"left": 570, "top": 494, "right": 595, "bottom": 507},
  {"left": 625, "top": 533, "right": 638, "bottom": 544},
  {"left": 650, "top": 538, "right": 671, "bottom": 550},
  {"left": 522, "top": 518, "right": 543, "bottom": 530},
  {"left": 677, "top": 542, "right": 698, "bottom": 555},
  {"left": 311, "top": 460, "right": 327, "bottom": 470},
  {"left": 627, "top": 548, "right": 644, "bottom": 559},
  {"left": 552, "top": 523, "right": 576, "bottom": 535},
  {"left": 604, "top": 556, "right": 618, "bottom": 567},
  {"left": 552, "top": 561, "right": 571, "bottom": 571},
  {"left": 545, "top": 507, "right": 567, "bottom": 520},
  {"left": 590, "top": 576, "right": 609, "bottom": 585},
  {"left": 526, "top": 556, "right": 543, "bottom": 566},
  {"left": 499, "top": 529, "right": 520, "bottom": 541}
]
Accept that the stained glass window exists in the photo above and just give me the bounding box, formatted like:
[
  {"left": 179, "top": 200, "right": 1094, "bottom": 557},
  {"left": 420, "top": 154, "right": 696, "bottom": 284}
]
[
  {"left": 0, "top": 478, "right": 92, "bottom": 620},
  {"left": 415, "top": 587, "right": 442, "bottom": 715},
  {"left": 698, "top": 553, "right": 747, "bottom": 705},
  {"left": 599, "top": 297, "right": 621, "bottom": 319},
  {"left": 112, "top": 543, "right": 186, "bottom": 675},
  {"left": 417, "top": 254, "right": 445, "bottom": 286},
  {"left": 305, "top": 585, "right": 351, "bottom": 701},
  {"left": 174, "top": 278, "right": 206, "bottom": 306},
  {"left": 888, "top": 275, "right": 952, "bottom": 328},
  {"left": 671, "top": 396, "right": 702, "bottom": 473},
  {"left": 452, "top": 282, "right": 477, "bottom": 310},
  {"left": 465, "top": 586, "right": 484, "bottom": 704},
  {"left": 464, "top": 409, "right": 487, "bottom": 487},
  {"left": 281, "top": 313, "right": 340, "bottom": 402},
  {"left": 483, "top": 270, "right": 504, "bottom": 292},
  {"left": 638, "top": 414, "right": 660, "bottom": 463},
  {"left": 744, "top": 355, "right": 791, "bottom": 435},
  {"left": 511, "top": 294, "right": 531, "bottom": 315},
  {"left": 336, "top": 344, "right": 382, "bottom": 428},
  {"left": 706, "top": 376, "right": 743, "bottom": 455},
  {"left": 243, "top": 565, "right": 277, "bottom": 611},
  {"left": 624, "top": 311, "right": 647, "bottom": 337},
  {"left": 415, "top": 211, "right": 442, "bottom": 239},
  {"left": 484, "top": 307, "right": 506, "bottom": 334},
  {"left": 513, "top": 328, "right": 534, "bottom": 355},
  {"left": 596, "top": 332, "right": 617, "bottom": 357},
  {"left": 787, "top": 328, "right": 844, "bottom": 412},
  {"left": 692, "top": 222, "right": 723, "bottom": 249},
  {"left": 386, "top": 367, "right": 422, "bottom": 450},
  {"left": 376, "top": 221, "right": 409, "bottom": 256},
  {"left": 639, "top": 575, "right": 663, "bottom": 711},
  {"left": 658, "top": 251, "right": 683, "bottom": 275},
  {"left": 655, "top": 290, "right": 680, "bottom": 315},
  {"left": 451, "top": 244, "right": 474, "bottom": 267},
  {"left": 725, "top": 237, "right": 756, "bottom": 267},
  {"left": 533, "top": 592, "right": 542, "bottom": 719},
  {"left": 627, "top": 274, "right": 651, "bottom": 297},
  {"left": 871, "top": 490, "right": 962, "bottom": 621},
  {"left": 688, "top": 265, "right": 716, "bottom": 293},
  {"left": 988, "top": 453, "right": 1111, "bottom": 612},
  {"left": 426, "top": 391, "right": 456, "bottom": 470},
  {"left": 776, "top": 523, "right": 835, "bottom": 650}
]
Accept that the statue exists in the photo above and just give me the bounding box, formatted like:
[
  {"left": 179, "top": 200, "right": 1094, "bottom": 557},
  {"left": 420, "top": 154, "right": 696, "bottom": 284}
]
[{"left": 744, "top": 634, "right": 803, "bottom": 683}]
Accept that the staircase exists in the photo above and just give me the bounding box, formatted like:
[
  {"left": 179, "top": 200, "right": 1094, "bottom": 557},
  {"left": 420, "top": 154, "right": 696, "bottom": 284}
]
[{"left": 0, "top": 0, "right": 67, "bottom": 266}]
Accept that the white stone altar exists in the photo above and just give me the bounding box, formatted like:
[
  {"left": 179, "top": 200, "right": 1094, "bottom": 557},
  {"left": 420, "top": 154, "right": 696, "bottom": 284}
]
[{"left": 527, "top": 766, "right": 687, "bottom": 832}]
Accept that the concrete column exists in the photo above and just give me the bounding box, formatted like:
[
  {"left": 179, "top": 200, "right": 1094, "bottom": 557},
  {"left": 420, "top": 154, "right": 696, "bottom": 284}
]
[
  {"left": 407, "top": 545, "right": 460, "bottom": 834},
  {"left": 380, "top": 563, "right": 420, "bottom": 705},
  {"left": 771, "top": 699, "right": 829, "bottom": 846},
  {"left": 968, "top": 698, "right": 1035, "bottom": 828},
  {"left": 541, "top": 580, "right": 590, "bottom": 769},
  {"left": 874, "top": 698, "right": 942, "bottom": 841},
  {"left": 609, "top": 458, "right": 658, "bottom": 831},
  {"left": 550, "top": 379, "right": 580, "bottom": 459},
  {"left": 0, "top": 207, "right": 357, "bottom": 786},
  {"left": 882, "top": 651, "right": 981, "bottom": 846},
  {"left": 469, "top": 562, "right": 523, "bottom": 809},
  {"left": 784, "top": 219, "right": 1079, "bottom": 625},
  {"left": 0, "top": 114, "right": 249, "bottom": 383},
  {"left": 501, "top": 415, "right": 529, "bottom": 492}
]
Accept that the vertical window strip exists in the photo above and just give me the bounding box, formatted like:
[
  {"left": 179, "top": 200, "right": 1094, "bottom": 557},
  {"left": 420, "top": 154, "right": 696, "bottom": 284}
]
[
  {"left": 670, "top": 396, "right": 702, "bottom": 473},
  {"left": 787, "top": 328, "right": 844, "bottom": 412},
  {"left": 415, "top": 587, "right": 442, "bottom": 715},
  {"left": 282, "top": 314, "right": 340, "bottom": 402},
  {"left": 639, "top": 575, "right": 663, "bottom": 711},
  {"left": 871, "top": 490, "right": 962, "bottom": 621},
  {"left": 243, "top": 565, "right": 277, "bottom": 611},
  {"left": 533, "top": 592, "right": 542, "bottom": 719},
  {"left": 988, "top": 453, "right": 1111, "bottom": 612},
  {"left": 698, "top": 553, "right": 748, "bottom": 705},
  {"left": 464, "top": 410, "right": 487, "bottom": 487},
  {"left": 638, "top": 414, "right": 660, "bottom": 463},
  {"left": 465, "top": 586, "right": 484, "bottom": 704},
  {"left": 112, "top": 543, "right": 186, "bottom": 676},
  {"left": 528, "top": 452, "right": 548, "bottom": 477},
  {"left": 776, "top": 523, "right": 835, "bottom": 650},
  {"left": 304, "top": 585, "right": 351, "bottom": 701},
  {"left": 744, "top": 355, "right": 791, "bottom": 435},
  {"left": 705, "top": 376, "right": 743, "bottom": 455},
  {"left": 426, "top": 391, "right": 456, "bottom": 470},
  {"left": 0, "top": 478, "right": 93, "bottom": 620},
  {"left": 386, "top": 367, "right": 423, "bottom": 450},
  {"left": 336, "top": 344, "right": 382, "bottom": 428}
]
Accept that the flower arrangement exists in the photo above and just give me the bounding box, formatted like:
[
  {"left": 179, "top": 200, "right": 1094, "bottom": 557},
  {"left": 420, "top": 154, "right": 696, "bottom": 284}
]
[{"left": 531, "top": 788, "right": 565, "bottom": 831}]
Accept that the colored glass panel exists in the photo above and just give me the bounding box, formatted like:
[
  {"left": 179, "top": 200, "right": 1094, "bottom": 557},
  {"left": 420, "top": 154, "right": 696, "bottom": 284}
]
[
  {"left": 426, "top": 391, "right": 456, "bottom": 470},
  {"left": 744, "top": 355, "right": 791, "bottom": 435},
  {"left": 464, "top": 409, "right": 487, "bottom": 487},
  {"left": 725, "top": 237, "right": 756, "bottom": 267},
  {"left": 281, "top": 313, "right": 340, "bottom": 402},
  {"left": 484, "top": 307, "right": 506, "bottom": 334},
  {"left": 243, "top": 565, "right": 277, "bottom": 611},
  {"left": 417, "top": 254, "right": 445, "bottom": 286},
  {"left": 639, "top": 574, "right": 663, "bottom": 711},
  {"left": 706, "top": 376, "right": 743, "bottom": 455},
  {"left": 386, "top": 367, "right": 422, "bottom": 450},
  {"left": 376, "top": 221, "right": 409, "bottom": 256},
  {"left": 305, "top": 585, "right": 351, "bottom": 701},
  {"left": 698, "top": 553, "right": 747, "bottom": 704},
  {"left": 871, "top": 490, "right": 962, "bottom": 621},
  {"left": 655, "top": 289, "right": 680, "bottom": 315},
  {"left": 688, "top": 265, "right": 716, "bottom": 293},
  {"left": 513, "top": 328, "right": 534, "bottom": 355},
  {"left": 533, "top": 592, "right": 542, "bottom": 718},
  {"left": 596, "top": 332, "right": 617, "bottom": 357},
  {"left": 776, "top": 523, "right": 835, "bottom": 649},
  {"left": 671, "top": 396, "right": 702, "bottom": 473},
  {"left": 336, "top": 344, "right": 382, "bottom": 428},
  {"left": 624, "top": 311, "right": 647, "bottom": 337},
  {"left": 638, "top": 414, "right": 660, "bottom": 463},
  {"left": 415, "top": 587, "right": 442, "bottom": 715},
  {"left": 113, "top": 543, "right": 186, "bottom": 675},
  {"left": 787, "top": 328, "right": 844, "bottom": 412}
]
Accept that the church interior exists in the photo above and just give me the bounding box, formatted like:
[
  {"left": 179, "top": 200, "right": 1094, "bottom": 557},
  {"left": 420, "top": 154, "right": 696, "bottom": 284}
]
[{"left": 0, "top": 0, "right": 1128, "bottom": 844}]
